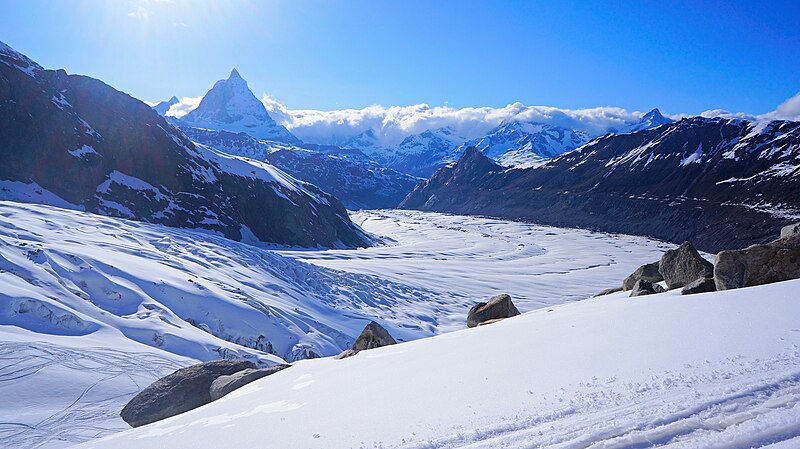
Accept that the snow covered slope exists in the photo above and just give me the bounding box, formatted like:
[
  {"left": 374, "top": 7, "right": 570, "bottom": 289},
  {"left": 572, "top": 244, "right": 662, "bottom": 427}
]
[
  {"left": 82, "top": 279, "right": 800, "bottom": 449},
  {"left": 181, "top": 69, "right": 300, "bottom": 144},
  {"left": 0, "top": 205, "right": 673, "bottom": 448}
]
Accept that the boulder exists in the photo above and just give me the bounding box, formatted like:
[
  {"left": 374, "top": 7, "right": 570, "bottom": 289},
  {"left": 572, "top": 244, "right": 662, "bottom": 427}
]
[
  {"left": 622, "top": 262, "right": 663, "bottom": 291},
  {"left": 352, "top": 321, "right": 397, "bottom": 351},
  {"left": 337, "top": 321, "right": 397, "bottom": 359},
  {"left": 715, "top": 236, "right": 800, "bottom": 290},
  {"left": 467, "top": 294, "right": 520, "bottom": 328},
  {"left": 681, "top": 277, "right": 716, "bottom": 295},
  {"left": 594, "top": 286, "right": 623, "bottom": 297},
  {"left": 209, "top": 365, "right": 291, "bottom": 401},
  {"left": 658, "top": 242, "right": 714, "bottom": 289},
  {"left": 781, "top": 223, "right": 800, "bottom": 240},
  {"left": 629, "top": 279, "right": 665, "bottom": 297},
  {"left": 120, "top": 359, "right": 255, "bottom": 428}
]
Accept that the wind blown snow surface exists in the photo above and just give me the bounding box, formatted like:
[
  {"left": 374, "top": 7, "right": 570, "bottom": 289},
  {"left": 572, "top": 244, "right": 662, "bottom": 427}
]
[
  {"left": 0, "top": 205, "right": 675, "bottom": 448},
  {"left": 82, "top": 279, "right": 800, "bottom": 449}
]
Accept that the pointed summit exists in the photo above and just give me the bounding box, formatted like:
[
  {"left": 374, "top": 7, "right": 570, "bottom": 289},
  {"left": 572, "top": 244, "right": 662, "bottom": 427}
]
[
  {"left": 169, "top": 95, "right": 179, "bottom": 103},
  {"left": 152, "top": 96, "right": 181, "bottom": 116},
  {"left": 181, "top": 70, "right": 300, "bottom": 144},
  {"left": 627, "top": 108, "right": 673, "bottom": 133}
]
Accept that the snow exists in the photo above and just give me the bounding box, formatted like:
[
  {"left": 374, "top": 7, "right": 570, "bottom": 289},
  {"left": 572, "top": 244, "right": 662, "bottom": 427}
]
[
  {"left": 0, "top": 180, "right": 82, "bottom": 211},
  {"left": 0, "top": 205, "right": 674, "bottom": 448},
  {"left": 68, "top": 145, "right": 99, "bottom": 158},
  {"left": 80, "top": 279, "right": 800, "bottom": 449}
]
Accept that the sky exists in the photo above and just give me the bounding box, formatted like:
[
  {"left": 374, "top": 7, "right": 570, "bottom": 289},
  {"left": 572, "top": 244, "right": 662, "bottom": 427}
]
[{"left": 1, "top": 0, "right": 799, "bottom": 117}]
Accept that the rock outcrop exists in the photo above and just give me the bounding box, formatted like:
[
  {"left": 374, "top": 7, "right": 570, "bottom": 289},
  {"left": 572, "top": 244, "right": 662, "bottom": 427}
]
[
  {"left": 715, "top": 228, "right": 800, "bottom": 290},
  {"left": 121, "top": 360, "right": 255, "bottom": 428},
  {"left": 659, "top": 242, "right": 714, "bottom": 289},
  {"left": 622, "top": 262, "right": 663, "bottom": 291},
  {"left": 629, "top": 279, "right": 666, "bottom": 297},
  {"left": 594, "top": 286, "right": 623, "bottom": 297},
  {"left": 209, "top": 365, "right": 291, "bottom": 401},
  {"left": 336, "top": 321, "right": 397, "bottom": 359},
  {"left": 467, "top": 294, "right": 521, "bottom": 328}
]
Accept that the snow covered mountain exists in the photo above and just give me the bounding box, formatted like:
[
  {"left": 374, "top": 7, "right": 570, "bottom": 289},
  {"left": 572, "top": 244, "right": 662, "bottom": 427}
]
[
  {"left": 620, "top": 107, "right": 674, "bottom": 133},
  {"left": 456, "top": 120, "right": 590, "bottom": 168},
  {"left": 181, "top": 69, "right": 301, "bottom": 144},
  {"left": 81, "top": 277, "right": 800, "bottom": 449},
  {"left": 0, "top": 41, "right": 369, "bottom": 247},
  {"left": 174, "top": 124, "right": 421, "bottom": 209},
  {"left": 363, "top": 127, "right": 466, "bottom": 178},
  {"left": 403, "top": 117, "right": 800, "bottom": 251},
  {"left": 151, "top": 95, "right": 179, "bottom": 115}
]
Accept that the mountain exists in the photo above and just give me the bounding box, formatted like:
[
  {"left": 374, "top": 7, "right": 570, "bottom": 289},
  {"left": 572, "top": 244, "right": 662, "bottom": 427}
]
[
  {"left": 174, "top": 124, "right": 421, "bottom": 209},
  {"left": 152, "top": 95, "right": 179, "bottom": 115},
  {"left": 181, "top": 69, "right": 301, "bottom": 145},
  {"left": 622, "top": 107, "right": 673, "bottom": 133},
  {"left": 374, "top": 127, "right": 466, "bottom": 178},
  {"left": 457, "top": 121, "right": 590, "bottom": 168},
  {"left": 0, "top": 41, "right": 370, "bottom": 247},
  {"left": 402, "top": 117, "right": 800, "bottom": 252}
]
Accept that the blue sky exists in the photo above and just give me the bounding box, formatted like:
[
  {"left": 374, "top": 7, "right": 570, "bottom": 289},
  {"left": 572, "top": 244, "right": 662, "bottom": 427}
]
[{"left": 1, "top": 0, "right": 798, "bottom": 115}]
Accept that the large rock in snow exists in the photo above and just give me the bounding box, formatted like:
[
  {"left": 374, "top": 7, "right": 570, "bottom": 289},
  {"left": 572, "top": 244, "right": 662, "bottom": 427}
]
[
  {"left": 681, "top": 277, "right": 716, "bottom": 295},
  {"left": 622, "top": 261, "right": 663, "bottom": 291},
  {"left": 336, "top": 321, "right": 397, "bottom": 359},
  {"left": 629, "top": 279, "right": 665, "bottom": 297},
  {"left": 714, "top": 235, "right": 800, "bottom": 290},
  {"left": 467, "top": 294, "right": 521, "bottom": 328},
  {"left": 209, "top": 365, "right": 291, "bottom": 401},
  {"left": 658, "top": 242, "right": 714, "bottom": 289},
  {"left": 121, "top": 359, "right": 255, "bottom": 427}
]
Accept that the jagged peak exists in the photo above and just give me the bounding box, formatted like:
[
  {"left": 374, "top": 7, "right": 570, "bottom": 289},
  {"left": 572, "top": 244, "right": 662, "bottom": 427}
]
[
  {"left": 168, "top": 96, "right": 179, "bottom": 103},
  {"left": 229, "top": 68, "right": 242, "bottom": 80}
]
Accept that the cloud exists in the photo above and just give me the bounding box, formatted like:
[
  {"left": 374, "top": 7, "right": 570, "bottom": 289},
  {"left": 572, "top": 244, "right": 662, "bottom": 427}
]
[
  {"left": 760, "top": 92, "right": 800, "bottom": 121},
  {"left": 259, "top": 97, "right": 647, "bottom": 146},
  {"left": 165, "top": 96, "right": 203, "bottom": 117},
  {"left": 127, "top": 6, "right": 150, "bottom": 19}
]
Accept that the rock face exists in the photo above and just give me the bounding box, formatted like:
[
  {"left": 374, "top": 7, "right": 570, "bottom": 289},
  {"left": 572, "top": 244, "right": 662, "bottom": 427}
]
[
  {"left": 0, "top": 41, "right": 371, "bottom": 248},
  {"left": 658, "top": 242, "right": 714, "bottom": 289},
  {"left": 681, "top": 277, "right": 717, "bottom": 295},
  {"left": 467, "top": 294, "right": 521, "bottom": 328},
  {"left": 714, "top": 236, "right": 800, "bottom": 290},
  {"left": 622, "top": 262, "right": 663, "bottom": 291},
  {"left": 209, "top": 365, "right": 291, "bottom": 401},
  {"left": 401, "top": 117, "right": 800, "bottom": 252},
  {"left": 629, "top": 279, "right": 666, "bottom": 297},
  {"left": 121, "top": 360, "right": 255, "bottom": 428}
]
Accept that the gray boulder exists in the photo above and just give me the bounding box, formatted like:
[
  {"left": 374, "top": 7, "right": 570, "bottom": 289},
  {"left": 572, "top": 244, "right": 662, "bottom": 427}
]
[
  {"left": 681, "top": 277, "right": 717, "bottom": 295},
  {"left": 467, "top": 294, "right": 520, "bottom": 328},
  {"left": 594, "top": 286, "right": 623, "bottom": 297},
  {"left": 209, "top": 365, "right": 291, "bottom": 401},
  {"left": 121, "top": 359, "right": 255, "bottom": 428},
  {"left": 781, "top": 223, "right": 800, "bottom": 240},
  {"left": 336, "top": 321, "right": 397, "bottom": 359},
  {"left": 715, "top": 236, "right": 800, "bottom": 290},
  {"left": 622, "top": 262, "right": 663, "bottom": 291},
  {"left": 629, "top": 279, "right": 666, "bottom": 297},
  {"left": 659, "top": 242, "right": 714, "bottom": 289},
  {"left": 352, "top": 321, "right": 397, "bottom": 351}
]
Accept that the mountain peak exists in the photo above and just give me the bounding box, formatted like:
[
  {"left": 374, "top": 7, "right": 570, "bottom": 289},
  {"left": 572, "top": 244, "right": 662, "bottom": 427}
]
[
  {"left": 169, "top": 95, "right": 179, "bottom": 103},
  {"left": 643, "top": 108, "right": 665, "bottom": 120},
  {"left": 229, "top": 68, "right": 242, "bottom": 80}
]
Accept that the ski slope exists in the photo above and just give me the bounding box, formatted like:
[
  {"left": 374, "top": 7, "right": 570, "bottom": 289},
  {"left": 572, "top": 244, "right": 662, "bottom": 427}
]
[
  {"left": 81, "top": 279, "right": 800, "bottom": 449},
  {"left": 0, "top": 203, "right": 681, "bottom": 448}
]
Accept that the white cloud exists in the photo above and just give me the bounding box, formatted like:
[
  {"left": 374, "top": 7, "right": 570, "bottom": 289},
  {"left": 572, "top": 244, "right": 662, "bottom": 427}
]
[
  {"left": 165, "top": 96, "right": 203, "bottom": 117},
  {"left": 127, "top": 6, "right": 150, "bottom": 19},
  {"left": 258, "top": 97, "right": 647, "bottom": 147}
]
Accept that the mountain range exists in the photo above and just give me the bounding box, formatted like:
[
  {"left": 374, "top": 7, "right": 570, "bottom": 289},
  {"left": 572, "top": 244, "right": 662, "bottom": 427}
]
[
  {"left": 0, "top": 41, "right": 370, "bottom": 248},
  {"left": 402, "top": 117, "right": 800, "bottom": 251}
]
